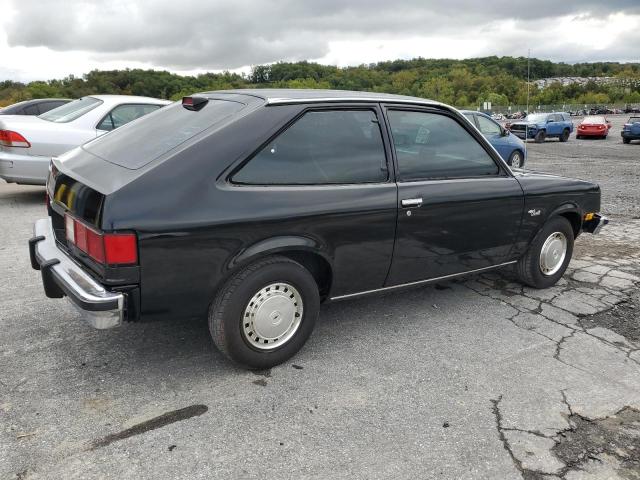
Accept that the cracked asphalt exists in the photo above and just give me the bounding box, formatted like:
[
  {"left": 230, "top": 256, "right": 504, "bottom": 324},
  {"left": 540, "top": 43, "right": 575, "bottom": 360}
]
[{"left": 1, "top": 115, "right": 639, "bottom": 479}]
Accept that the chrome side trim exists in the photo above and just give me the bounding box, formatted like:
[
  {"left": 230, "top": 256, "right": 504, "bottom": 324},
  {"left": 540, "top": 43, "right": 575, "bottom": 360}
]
[{"left": 330, "top": 261, "right": 517, "bottom": 301}]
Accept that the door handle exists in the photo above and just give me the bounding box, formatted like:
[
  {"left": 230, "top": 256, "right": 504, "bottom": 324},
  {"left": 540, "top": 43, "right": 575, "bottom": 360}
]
[{"left": 401, "top": 197, "right": 423, "bottom": 207}]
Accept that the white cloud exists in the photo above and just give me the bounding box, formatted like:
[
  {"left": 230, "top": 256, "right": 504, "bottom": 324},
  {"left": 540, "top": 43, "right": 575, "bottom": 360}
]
[{"left": 0, "top": 0, "right": 638, "bottom": 82}]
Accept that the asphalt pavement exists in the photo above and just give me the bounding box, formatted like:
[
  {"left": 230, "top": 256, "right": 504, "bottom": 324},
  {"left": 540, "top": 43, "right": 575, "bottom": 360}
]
[{"left": 1, "top": 115, "right": 639, "bottom": 479}]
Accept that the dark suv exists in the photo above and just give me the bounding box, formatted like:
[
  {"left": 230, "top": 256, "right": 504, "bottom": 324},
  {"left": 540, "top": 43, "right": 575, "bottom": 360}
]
[{"left": 29, "top": 89, "right": 606, "bottom": 369}]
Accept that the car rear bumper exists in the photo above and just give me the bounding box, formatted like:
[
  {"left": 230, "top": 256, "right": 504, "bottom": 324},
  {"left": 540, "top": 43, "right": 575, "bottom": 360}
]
[
  {"left": 578, "top": 130, "right": 607, "bottom": 136},
  {"left": 0, "top": 151, "right": 50, "bottom": 185},
  {"left": 621, "top": 132, "right": 640, "bottom": 140},
  {"left": 29, "top": 217, "right": 123, "bottom": 329}
]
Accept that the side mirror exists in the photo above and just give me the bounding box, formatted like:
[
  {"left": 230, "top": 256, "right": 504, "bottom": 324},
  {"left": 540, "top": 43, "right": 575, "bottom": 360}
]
[{"left": 501, "top": 128, "right": 509, "bottom": 137}]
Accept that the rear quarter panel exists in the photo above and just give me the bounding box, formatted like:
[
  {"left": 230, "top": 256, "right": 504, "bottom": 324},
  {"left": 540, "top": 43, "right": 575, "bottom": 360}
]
[{"left": 104, "top": 103, "right": 398, "bottom": 321}]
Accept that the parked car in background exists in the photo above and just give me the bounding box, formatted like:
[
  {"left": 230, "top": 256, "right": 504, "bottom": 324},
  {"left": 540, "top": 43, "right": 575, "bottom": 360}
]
[
  {"left": 0, "top": 95, "right": 170, "bottom": 185},
  {"left": 508, "top": 112, "right": 574, "bottom": 143},
  {"left": 622, "top": 116, "right": 640, "bottom": 144},
  {"left": 461, "top": 110, "right": 526, "bottom": 167},
  {"left": 0, "top": 98, "right": 71, "bottom": 116},
  {"left": 29, "top": 89, "right": 606, "bottom": 369},
  {"left": 576, "top": 116, "right": 612, "bottom": 139}
]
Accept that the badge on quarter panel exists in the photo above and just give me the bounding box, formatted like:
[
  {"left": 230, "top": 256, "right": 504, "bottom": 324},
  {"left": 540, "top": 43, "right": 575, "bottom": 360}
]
[{"left": 528, "top": 208, "right": 541, "bottom": 217}]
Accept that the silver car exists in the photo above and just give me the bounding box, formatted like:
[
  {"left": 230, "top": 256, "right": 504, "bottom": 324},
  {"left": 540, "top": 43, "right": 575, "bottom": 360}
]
[{"left": 0, "top": 95, "right": 170, "bottom": 185}]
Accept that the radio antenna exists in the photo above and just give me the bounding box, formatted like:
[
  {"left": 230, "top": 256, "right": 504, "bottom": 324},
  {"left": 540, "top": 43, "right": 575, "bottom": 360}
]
[{"left": 525, "top": 49, "right": 531, "bottom": 160}]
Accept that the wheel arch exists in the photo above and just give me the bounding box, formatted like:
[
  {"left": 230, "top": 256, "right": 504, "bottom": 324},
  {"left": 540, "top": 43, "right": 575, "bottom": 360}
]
[
  {"left": 548, "top": 203, "right": 582, "bottom": 238},
  {"left": 227, "top": 236, "right": 334, "bottom": 300}
]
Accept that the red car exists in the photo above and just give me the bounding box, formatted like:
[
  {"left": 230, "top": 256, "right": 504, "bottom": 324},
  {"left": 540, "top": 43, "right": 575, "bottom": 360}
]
[{"left": 576, "top": 116, "right": 612, "bottom": 139}]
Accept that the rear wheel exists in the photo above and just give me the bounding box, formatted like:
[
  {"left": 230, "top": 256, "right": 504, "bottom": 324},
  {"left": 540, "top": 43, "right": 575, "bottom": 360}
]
[
  {"left": 623, "top": 137, "right": 630, "bottom": 144},
  {"left": 508, "top": 150, "right": 524, "bottom": 168},
  {"left": 534, "top": 130, "right": 546, "bottom": 143},
  {"left": 559, "top": 129, "right": 570, "bottom": 142},
  {"left": 209, "top": 256, "right": 320, "bottom": 369},
  {"left": 516, "top": 216, "right": 574, "bottom": 289},
  {"left": 576, "top": 134, "right": 582, "bottom": 139}
]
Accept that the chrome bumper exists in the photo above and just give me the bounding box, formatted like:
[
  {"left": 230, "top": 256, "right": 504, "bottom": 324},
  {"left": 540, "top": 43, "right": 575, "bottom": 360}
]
[{"left": 29, "top": 218, "right": 123, "bottom": 329}]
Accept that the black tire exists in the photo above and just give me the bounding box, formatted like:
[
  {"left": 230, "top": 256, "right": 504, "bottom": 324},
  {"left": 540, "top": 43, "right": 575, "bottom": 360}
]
[
  {"left": 559, "top": 129, "right": 570, "bottom": 142},
  {"left": 508, "top": 150, "right": 524, "bottom": 168},
  {"left": 516, "top": 216, "right": 574, "bottom": 289},
  {"left": 208, "top": 256, "right": 320, "bottom": 369},
  {"left": 623, "top": 137, "right": 630, "bottom": 144},
  {"left": 534, "top": 130, "right": 546, "bottom": 143},
  {"left": 576, "top": 135, "right": 582, "bottom": 139}
]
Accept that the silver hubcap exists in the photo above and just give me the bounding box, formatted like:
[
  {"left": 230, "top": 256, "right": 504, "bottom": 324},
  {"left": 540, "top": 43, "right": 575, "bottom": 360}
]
[
  {"left": 511, "top": 153, "right": 522, "bottom": 168},
  {"left": 539, "top": 232, "right": 567, "bottom": 276},
  {"left": 242, "top": 282, "right": 303, "bottom": 350}
]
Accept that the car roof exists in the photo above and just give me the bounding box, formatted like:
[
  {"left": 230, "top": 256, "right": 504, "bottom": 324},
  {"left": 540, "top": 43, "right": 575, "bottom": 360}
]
[
  {"left": 88, "top": 95, "right": 171, "bottom": 106},
  {"left": 199, "top": 88, "right": 442, "bottom": 107}
]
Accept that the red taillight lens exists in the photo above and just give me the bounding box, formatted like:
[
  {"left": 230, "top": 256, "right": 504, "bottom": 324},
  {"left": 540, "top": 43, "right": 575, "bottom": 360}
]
[
  {"left": 87, "top": 229, "right": 105, "bottom": 263},
  {"left": 64, "top": 213, "right": 136, "bottom": 265},
  {"left": 0, "top": 129, "right": 31, "bottom": 148},
  {"left": 104, "top": 234, "right": 137, "bottom": 265}
]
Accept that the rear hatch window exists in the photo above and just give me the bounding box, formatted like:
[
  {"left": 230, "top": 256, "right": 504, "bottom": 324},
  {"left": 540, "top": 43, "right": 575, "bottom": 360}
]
[{"left": 84, "top": 99, "right": 246, "bottom": 170}]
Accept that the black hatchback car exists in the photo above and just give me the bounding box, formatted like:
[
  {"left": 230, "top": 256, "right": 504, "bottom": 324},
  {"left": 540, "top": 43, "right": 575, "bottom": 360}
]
[{"left": 29, "top": 89, "right": 607, "bottom": 369}]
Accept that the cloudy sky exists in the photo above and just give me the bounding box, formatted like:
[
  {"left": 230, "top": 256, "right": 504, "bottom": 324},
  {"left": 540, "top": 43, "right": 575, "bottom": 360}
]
[{"left": 1, "top": 0, "right": 639, "bottom": 82}]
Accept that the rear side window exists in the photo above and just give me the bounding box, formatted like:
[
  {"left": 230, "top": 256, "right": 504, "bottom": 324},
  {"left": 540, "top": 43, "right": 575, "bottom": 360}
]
[
  {"left": 232, "top": 110, "right": 388, "bottom": 185},
  {"left": 85, "top": 99, "right": 245, "bottom": 170},
  {"left": 387, "top": 110, "right": 499, "bottom": 181},
  {"left": 23, "top": 104, "right": 40, "bottom": 115},
  {"left": 39, "top": 97, "right": 103, "bottom": 123},
  {"left": 97, "top": 104, "right": 163, "bottom": 131}
]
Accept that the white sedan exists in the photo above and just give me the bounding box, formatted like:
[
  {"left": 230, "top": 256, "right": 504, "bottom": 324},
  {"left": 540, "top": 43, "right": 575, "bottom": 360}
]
[{"left": 0, "top": 95, "right": 170, "bottom": 185}]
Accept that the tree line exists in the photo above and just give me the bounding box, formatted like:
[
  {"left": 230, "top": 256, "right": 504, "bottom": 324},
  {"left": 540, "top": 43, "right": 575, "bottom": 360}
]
[{"left": 2, "top": 56, "right": 639, "bottom": 108}]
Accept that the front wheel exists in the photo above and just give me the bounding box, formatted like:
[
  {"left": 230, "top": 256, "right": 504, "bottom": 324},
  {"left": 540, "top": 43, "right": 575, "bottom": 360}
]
[
  {"left": 516, "top": 216, "right": 574, "bottom": 289},
  {"left": 623, "top": 137, "right": 631, "bottom": 144},
  {"left": 209, "top": 256, "right": 320, "bottom": 369},
  {"left": 534, "top": 130, "right": 546, "bottom": 143},
  {"left": 508, "top": 150, "right": 524, "bottom": 169}
]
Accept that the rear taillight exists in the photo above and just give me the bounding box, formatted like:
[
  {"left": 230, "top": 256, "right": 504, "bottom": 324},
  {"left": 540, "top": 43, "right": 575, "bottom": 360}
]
[
  {"left": 64, "top": 213, "right": 137, "bottom": 265},
  {"left": 104, "top": 234, "right": 137, "bottom": 264},
  {"left": 0, "top": 129, "right": 31, "bottom": 148}
]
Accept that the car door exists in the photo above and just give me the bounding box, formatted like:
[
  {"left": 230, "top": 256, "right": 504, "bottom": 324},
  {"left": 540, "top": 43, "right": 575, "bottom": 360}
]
[
  {"left": 384, "top": 106, "right": 524, "bottom": 286},
  {"left": 547, "top": 114, "right": 562, "bottom": 136}
]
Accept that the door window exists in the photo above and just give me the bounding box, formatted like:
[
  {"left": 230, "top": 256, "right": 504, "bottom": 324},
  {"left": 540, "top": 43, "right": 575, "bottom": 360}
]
[
  {"left": 97, "top": 104, "right": 163, "bottom": 131},
  {"left": 475, "top": 115, "right": 502, "bottom": 135},
  {"left": 387, "top": 110, "right": 500, "bottom": 181},
  {"left": 232, "top": 110, "right": 388, "bottom": 185}
]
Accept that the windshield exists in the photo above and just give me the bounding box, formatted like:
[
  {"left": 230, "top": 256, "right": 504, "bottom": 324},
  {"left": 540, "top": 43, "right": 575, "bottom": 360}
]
[
  {"left": 525, "top": 113, "right": 548, "bottom": 123},
  {"left": 39, "top": 97, "right": 103, "bottom": 123},
  {"left": 84, "top": 98, "right": 246, "bottom": 169},
  {"left": 583, "top": 116, "right": 605, "bottom": 124}
]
